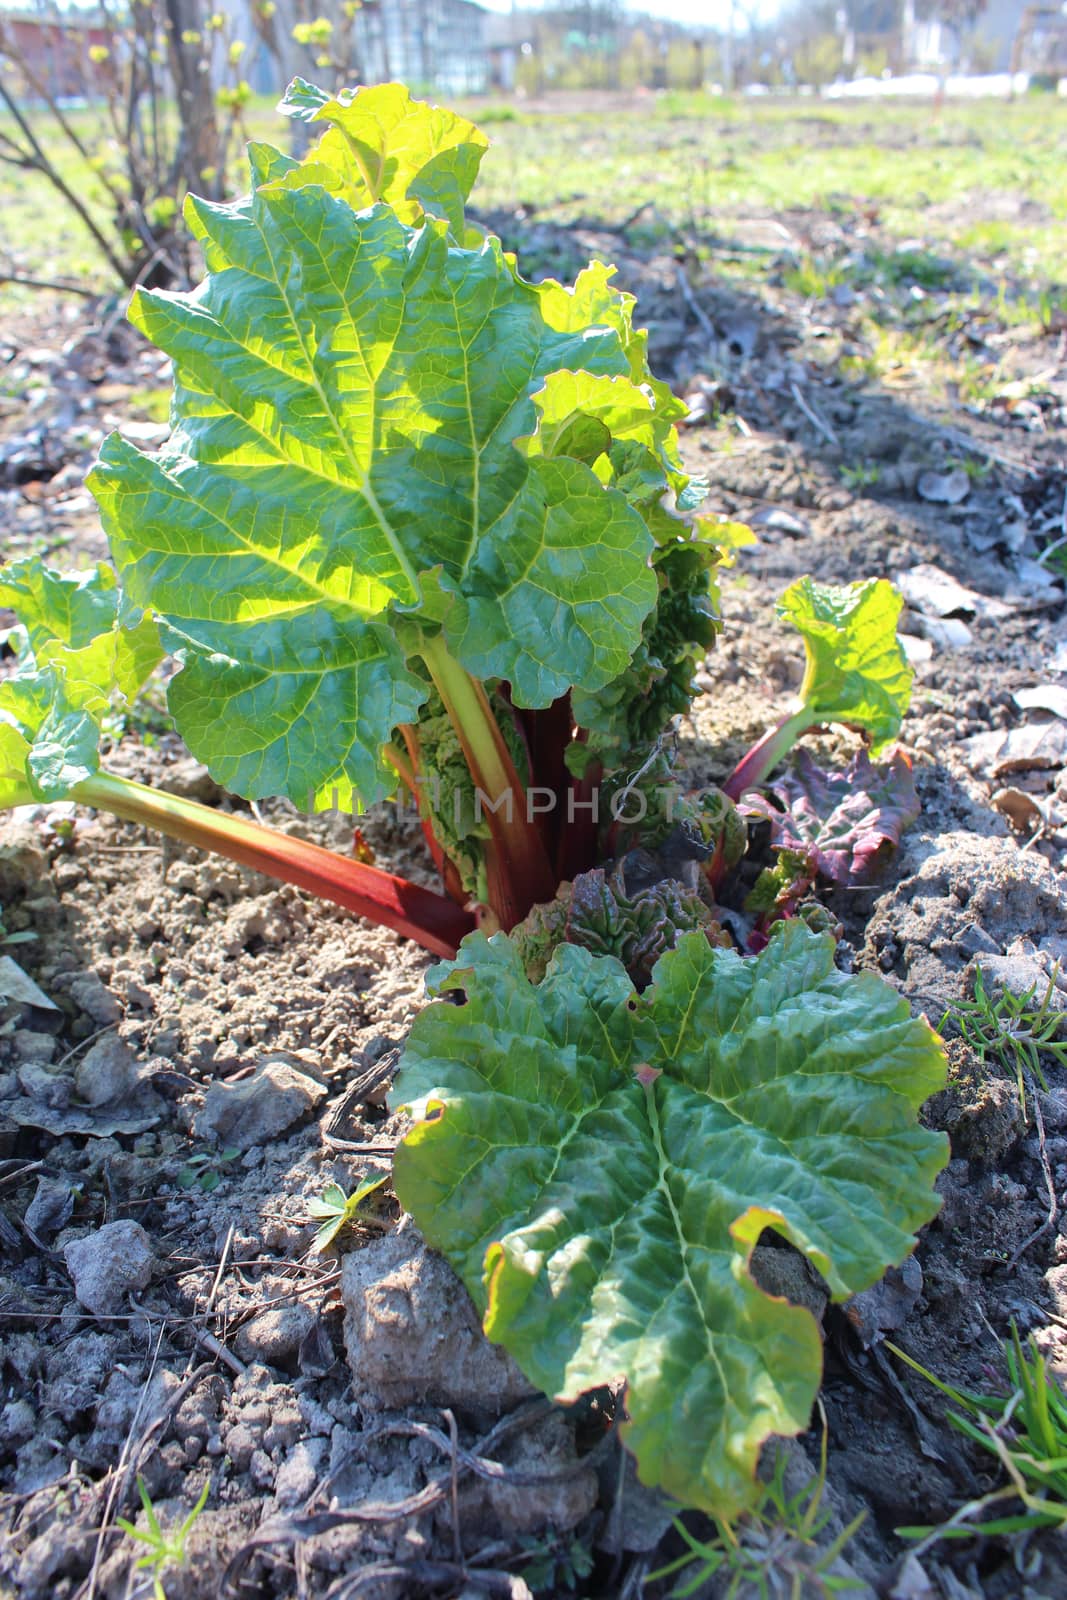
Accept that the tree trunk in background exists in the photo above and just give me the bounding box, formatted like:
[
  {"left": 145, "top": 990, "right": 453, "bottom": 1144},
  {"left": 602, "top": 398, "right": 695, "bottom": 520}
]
[{"left": 164, "top": 0, "right": 223, "bottom": 198}]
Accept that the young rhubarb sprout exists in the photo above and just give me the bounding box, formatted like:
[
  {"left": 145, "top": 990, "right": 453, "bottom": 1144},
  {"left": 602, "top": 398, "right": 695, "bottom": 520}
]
[{"left": 724, "top": 576, "right": 913, "bottom": 801}]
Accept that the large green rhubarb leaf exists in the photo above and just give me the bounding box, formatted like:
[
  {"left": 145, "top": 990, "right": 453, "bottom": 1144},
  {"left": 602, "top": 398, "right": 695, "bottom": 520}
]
[
  {"left": 781, "top": 576, "right": 913, "bottom": 751},
  {"left": 88, "top": 147, "right": 663, "bottom": 809},
  {"left": 0, "top": 560, "right": 161, "bottom": 805},
  {"left": 394, "top": 921, "right": 947, "bottom": 1518},
  {"left": 275, "top": 78, "right": 489, "bottom": 236}
]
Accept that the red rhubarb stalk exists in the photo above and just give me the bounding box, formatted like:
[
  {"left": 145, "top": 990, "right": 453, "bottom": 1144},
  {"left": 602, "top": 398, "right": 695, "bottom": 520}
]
[
  {"left": 73, "top": 772, "right": 474, "bottom": 959},
  {"left": 419, "top": 634, "right": 556, "bottom": 928},
  {"left": 722, "top": 709, "right": 814, "bottom": 802}
]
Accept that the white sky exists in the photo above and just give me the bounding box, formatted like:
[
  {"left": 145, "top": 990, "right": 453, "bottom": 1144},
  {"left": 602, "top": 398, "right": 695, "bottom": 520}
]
[
  {"left": 479, "top": 1, "right": 782, "bottom": 28},
  {"left": 42, "top": 0, "right": 782, "bottom": 26}
]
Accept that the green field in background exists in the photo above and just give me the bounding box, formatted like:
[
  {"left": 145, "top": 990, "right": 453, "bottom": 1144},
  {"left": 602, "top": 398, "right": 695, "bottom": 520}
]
[{"left": 1, "top": 89, "right": 1064, "bottom": 294}]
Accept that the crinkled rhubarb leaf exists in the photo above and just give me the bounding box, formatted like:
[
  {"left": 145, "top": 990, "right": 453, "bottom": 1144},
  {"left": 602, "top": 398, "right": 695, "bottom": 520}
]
[
  {"left": 518, "top": 370, "right": 688, "bottom": 490},
  {"left": 511, "top": 861, "right": 726, "bottom": 985},
  {"left": 89, "top": 147, "right": 665, "bottom": 809},
  {"left": 743, "top": 848, "right": 824, "bottom": 939},
  {"left": 0, "top": 561, "right": 119, "bottom": 652},
  {"left": 393, "top": 921, "right": 948, "bottom": 1518},
  {"left": 569, "top": 513, "right": 752, "bottom": 768},
  {"left": 743, "top": 748, "right": 920, "bottom": 884},
  {"left": 0, "top": 561, "right": 161, "bottom": 805},
  {"left": 275, "top": 78, "right": 488, "bottom": 236},
  {"left": 780, "top": 576, "right": 912, "bottom": 752},
  {"left": 571, "top": 537, "right": 722, "bottom": 762},
  {"left": 412, "top": 683, "right": 530, "bottom": 900}
]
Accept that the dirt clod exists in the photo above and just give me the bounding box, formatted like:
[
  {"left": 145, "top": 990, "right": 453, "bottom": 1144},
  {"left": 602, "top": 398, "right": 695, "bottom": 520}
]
[
  {"left": 62, "top": 1218, "right": 156, "bottom": 1315},
  {"left": 195, "top": 1054, "right": 327, "bottom": 1151},
  {"left": 342, "top": 1225, "right": 537, "bottom": 1424}
]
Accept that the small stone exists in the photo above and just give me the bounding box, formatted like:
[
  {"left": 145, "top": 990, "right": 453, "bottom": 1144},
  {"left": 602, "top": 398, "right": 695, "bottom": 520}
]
[
  {"left": 11, "top": 1030, "right": 56, "bottom": 1065},
  {"left": 195, "top": 1056, "right": 326, "bottom": 1151},
  {"left": 751, "top": 506, "right": 810, "bottom": 536},
  {"left": 274, "top": 1438, "right": 327, "bottom": 1507},
  {"left": 24, "top": 1177, "right": 75, "bottom": 1239},
  {"left": 235, "top": 1304, "right": 316, "bottom": 1371},
  {"left": 0, "top": 956, "right": 57, "bottom": 1011},
  {"left": 917, "top": 468, "right": 970, "bottom": 505},
  {"left": 845, "top": 1259, "right": 923, "bottom": 1347},
  {"left": 67, "top": 973, "right": 122, "bottom": 1026},
  {"left": 64, "top": 1220, "right": 156, "bottom": 1316},
  {"left": 73, "top": 1034, "right": 139, "bottom": 1108},
  {"left": 17, "top": 1062, "right": 70, "bottom": 1110},
  {"left": 896, "top": 563, "right": 982, "bottom": 619},
  {"left": 1015, "top": 685, "right": 1067, "bottom": 721},
  {"left": 249, "top": 1448, "right": 276, "bottom": 1490},
  {"left": 0, "top": 1398, "right": 35, "bottom": 1445},
  {"left": 916, "top": 615, "right": 973, "bottom": 651},
  {"left": 956, "top": 923, "right": 999, "bottom": 958},
  {"left": 899, "top": 633, "right": 933, "bottom": 665}
]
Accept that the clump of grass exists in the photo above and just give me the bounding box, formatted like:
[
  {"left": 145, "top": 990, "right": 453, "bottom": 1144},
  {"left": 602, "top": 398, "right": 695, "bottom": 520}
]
[
  {"left": 784, "top": 253, "right": 845, "bottom": 300},
  {"left": 648, "top": 1411, "right": 865, "bottom": 1597},
  {"left": 941, "top": 962, "right": 1067, "bottom": 1114},
  {"left": 839, "top": 462, "right": 881, "bottom": 490},
  {"left": 891, "top": 1326, "right": 1067, "bottom": 1545},
  {"left": 117, "top": 1476, "right": 210, "bottom": 1600},
  {"left": 476, "top": 103, "right": 521, "bottom": 124}
]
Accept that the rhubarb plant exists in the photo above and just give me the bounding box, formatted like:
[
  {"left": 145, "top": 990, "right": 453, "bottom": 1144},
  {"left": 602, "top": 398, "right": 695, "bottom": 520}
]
[{"left": 0, "top": 81, "right": 948, "bottom": 1521}]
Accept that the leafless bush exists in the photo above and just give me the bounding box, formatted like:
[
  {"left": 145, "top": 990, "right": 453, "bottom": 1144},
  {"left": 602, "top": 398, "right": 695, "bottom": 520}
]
[{"left": 0, "top": 0, "right": 253, "bottom": 290}]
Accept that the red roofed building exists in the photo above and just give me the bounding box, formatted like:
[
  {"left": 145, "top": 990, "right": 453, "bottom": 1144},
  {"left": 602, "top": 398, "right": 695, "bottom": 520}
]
[{"left": 0, "top": 10, "right": 114, "bottom": 101}]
